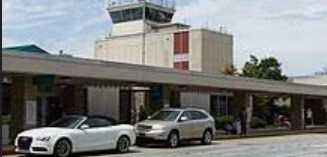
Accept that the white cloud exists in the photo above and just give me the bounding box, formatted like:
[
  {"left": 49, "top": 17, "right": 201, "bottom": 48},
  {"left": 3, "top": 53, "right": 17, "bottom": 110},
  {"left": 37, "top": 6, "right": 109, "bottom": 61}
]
[
  {"left": 2, "top": 37, "right": 15, "bottom": 46},
  {"left": 2, "top": 0, "right": 110, "bottom": 58},
  {"left": 173, "top": 0, "right": 327, "bottom": 76}
]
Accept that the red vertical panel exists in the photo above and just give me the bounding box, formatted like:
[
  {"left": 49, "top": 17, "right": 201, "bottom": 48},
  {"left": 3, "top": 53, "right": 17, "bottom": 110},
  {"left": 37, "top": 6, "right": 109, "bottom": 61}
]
[
  {"left": 174, "top": 62, "right": 181, "bottom": 69},
  {"left": 174, "top": 33, "right": 182, "bottom": 54},
  {"left": 182, "top": 61, "right": 189, "bottom": 70},
  {"left": 174, "top": 61, "right": 189, "bottom": 70},
  {"left": 174, "top": 31, "right": 189, "bottom": 54},
  {"left": 174, "top": 31, "right": 190, "bottom": 71},
  {"left": 182, "top": 32, "right": 189, "bottom": 54}
]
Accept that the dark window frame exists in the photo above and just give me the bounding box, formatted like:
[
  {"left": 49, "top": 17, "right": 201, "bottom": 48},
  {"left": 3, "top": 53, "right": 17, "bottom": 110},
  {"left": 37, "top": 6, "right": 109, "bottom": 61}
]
[
  {"left": 110, "top": 7, "right": 143, "bottom": 23},
  {"left": 189, "top": 111, "right": 209, "bottom": 120},
  {"left": 145, "top": 7, "right": 173, "bottom": 23},
  {"left": 179, "top": 111, "right": 192, "bottom": 121},
  {"left": 82, "top": 117, "right": 114, "bottom": 128}
]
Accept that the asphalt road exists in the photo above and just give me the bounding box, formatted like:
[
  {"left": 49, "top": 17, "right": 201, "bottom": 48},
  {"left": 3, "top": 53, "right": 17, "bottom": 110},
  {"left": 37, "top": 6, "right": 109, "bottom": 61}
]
[{"left": 6, "top": 134, "right": 327, "bottom": 157}]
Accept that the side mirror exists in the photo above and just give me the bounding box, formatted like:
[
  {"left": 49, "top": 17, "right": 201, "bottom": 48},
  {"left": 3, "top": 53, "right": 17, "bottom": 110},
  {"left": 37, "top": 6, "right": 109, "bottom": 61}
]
[
  {"left": 80, "top": 124, "right": 90, "bottom": 130},
  {"left": 180, "top": 116, "right": 188, "bottom": 122}
]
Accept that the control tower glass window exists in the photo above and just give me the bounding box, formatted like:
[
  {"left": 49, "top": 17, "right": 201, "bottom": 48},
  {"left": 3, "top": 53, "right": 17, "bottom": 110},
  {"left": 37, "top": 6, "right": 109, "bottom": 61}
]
[
  {"left": 110, "top": 7, "right": 143, "bottom": 23},
  {"left": 145, "top": 7, "right": 173, "bottom": 23}
]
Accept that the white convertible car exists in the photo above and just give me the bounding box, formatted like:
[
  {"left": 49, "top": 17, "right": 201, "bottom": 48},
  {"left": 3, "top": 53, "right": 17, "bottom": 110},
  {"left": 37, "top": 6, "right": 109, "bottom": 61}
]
[{"left": 15, "top": 115, "right": 136, "bottom": 157}]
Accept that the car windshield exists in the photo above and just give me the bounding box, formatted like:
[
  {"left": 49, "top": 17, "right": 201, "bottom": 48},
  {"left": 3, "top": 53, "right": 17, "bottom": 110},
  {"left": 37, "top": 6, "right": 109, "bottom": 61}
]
[
  {"left": 49, "top": 116, "right": 84, "bottom": 129},
  {"left": 150, "top": 111, "right": 180, "bottom": 121}
]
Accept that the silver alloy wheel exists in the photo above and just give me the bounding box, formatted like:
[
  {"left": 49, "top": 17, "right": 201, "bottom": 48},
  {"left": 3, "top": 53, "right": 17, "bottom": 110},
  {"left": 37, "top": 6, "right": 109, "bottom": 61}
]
[
  {"left": 203, "top": 131, "right": 212, "bottom": 144},
  {"left": 169, "top": 133, "right": 179, "bottom": 148},
  {"left": 55, "top": 139, "right": 71, "bottom": 157},
  {"left": 117, "top": 137, "right": 130, "bottom": 153}
]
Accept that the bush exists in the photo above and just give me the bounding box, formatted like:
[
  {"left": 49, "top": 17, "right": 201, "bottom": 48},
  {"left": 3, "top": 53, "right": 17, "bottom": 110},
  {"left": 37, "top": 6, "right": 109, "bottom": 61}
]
[
  {"left": 215, "top": 115, "right": 235, "bottom": 130},
  {"left": 250, "top": 117, "right": 267, "bottom": 129},
  {"left": 1, "top": 115, "right": 11, "bottom": 125}
]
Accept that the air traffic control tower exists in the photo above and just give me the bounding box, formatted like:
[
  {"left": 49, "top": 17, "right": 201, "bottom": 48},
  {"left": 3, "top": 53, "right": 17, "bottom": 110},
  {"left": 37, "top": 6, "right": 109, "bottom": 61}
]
[
  {"left": 107, "top": 0, "right": 176, "bottom": 36},
  {"left": 96, "top": 0, "right": 233, "bottom": 75}
]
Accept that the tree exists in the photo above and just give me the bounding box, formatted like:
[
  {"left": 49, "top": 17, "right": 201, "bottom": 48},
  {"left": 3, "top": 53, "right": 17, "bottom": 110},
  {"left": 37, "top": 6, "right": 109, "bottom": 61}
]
[
  {"left": 242, "top": 55, "right": 288, "bottom": 81},
  {"left": 241, "top": 55, "right": 289, "bottom": 125}
]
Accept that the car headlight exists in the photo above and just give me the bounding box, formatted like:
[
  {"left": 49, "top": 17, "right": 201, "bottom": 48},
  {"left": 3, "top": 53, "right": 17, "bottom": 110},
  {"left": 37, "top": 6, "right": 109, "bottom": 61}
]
[
  {"left": 152, "top": 125, "right": 167, "bottom": 130},
  {"left": 36, "top": 136, "right": 51, "bottom": 142}
]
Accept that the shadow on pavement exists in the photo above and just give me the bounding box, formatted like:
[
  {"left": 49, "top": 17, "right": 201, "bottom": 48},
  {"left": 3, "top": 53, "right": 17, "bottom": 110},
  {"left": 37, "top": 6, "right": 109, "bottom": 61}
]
[
  {"left": 138, "top": 141, "right": 221, "bottom": 149},
  {"left": 73, "top": 150, "right": 141, "bottom": 157},
  {"left": 15, "top": 150, "right": 141, "bottom": 157}
]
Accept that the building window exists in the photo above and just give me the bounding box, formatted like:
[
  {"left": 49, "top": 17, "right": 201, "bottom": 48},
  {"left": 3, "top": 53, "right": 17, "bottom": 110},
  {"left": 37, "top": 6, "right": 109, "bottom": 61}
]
[
  {"left": 210, "top": 95, "right": 230, "bottom": 117},
  {"left": 174, "top": 31, "right": 189, "bottom": 54},
  {"left": 110, "top": 7, "right": 143, "bottom": 23},
  {"left": 145, "top": 7, "right": 173, "bottom": 23},
  {"left": 174, "top": 31, "right": 189, "bottom": 70},
  {"left": 174, "top": 61, "right": 189, "bottom": 70}
]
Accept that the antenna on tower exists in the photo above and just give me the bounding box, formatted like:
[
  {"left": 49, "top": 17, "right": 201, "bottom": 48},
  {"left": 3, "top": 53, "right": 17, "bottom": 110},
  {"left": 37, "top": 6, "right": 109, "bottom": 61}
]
[{"left": 205, "top": 21, "right": 209, "bottom": 29}]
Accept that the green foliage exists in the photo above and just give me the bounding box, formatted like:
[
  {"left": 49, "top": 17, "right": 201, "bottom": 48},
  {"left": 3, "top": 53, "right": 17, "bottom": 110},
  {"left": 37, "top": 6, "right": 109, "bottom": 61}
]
[
  {"left": 1, "top": 115, "right": 11, "bottom": 125},
  {"left": 242, "top": 55, "right": 288, "bottom": 81},
  {"left": 275, "top": 105, "right": 291, "bottom": 116},
  {"left": 215, "top": 115, "right": 235, "bottom": 129},
  {"left": 252, "top": 96, "right": 270, "bottom": 119},
  {"left": 250, "top": 117, "right": 267, "bottom": 129}
]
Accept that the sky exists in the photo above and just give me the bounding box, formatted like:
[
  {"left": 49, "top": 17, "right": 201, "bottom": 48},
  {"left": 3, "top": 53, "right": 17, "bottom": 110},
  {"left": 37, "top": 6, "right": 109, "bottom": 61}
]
[{"left": 2, "top": 0, "right": 327, "bottom": 76}]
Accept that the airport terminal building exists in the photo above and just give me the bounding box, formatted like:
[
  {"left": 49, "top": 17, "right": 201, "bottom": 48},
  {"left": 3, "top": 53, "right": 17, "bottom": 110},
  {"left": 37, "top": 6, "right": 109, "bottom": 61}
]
[{"left": 2, "top": 0, "right": 327, "bottom": 145}]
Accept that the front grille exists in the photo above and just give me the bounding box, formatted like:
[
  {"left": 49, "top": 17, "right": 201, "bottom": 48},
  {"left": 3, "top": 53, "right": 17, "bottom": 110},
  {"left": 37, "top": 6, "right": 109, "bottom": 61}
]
[
  {"left": 137, "top": 125, "right": 152, "bottom": 131},
  {"left": 18, "top": 136, "right": 33, "bottom": 150},
  {"left": 32, "top": 147, "right": 48, "bottom": 152}
]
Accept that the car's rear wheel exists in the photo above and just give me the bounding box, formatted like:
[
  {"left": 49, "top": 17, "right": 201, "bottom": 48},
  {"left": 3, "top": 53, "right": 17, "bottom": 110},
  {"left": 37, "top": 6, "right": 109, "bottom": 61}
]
[
  {"left": 167, "top": 132, "right": 179, "bottom": 148},
  {"left": 116, "top": 136, "right": 130, "bottom": 153},
  {"left": 202, "top": 130, "right": 213, "bottom": 145},
  {"left": 54, "top": 139, "right": 72, "bottom": 157}
]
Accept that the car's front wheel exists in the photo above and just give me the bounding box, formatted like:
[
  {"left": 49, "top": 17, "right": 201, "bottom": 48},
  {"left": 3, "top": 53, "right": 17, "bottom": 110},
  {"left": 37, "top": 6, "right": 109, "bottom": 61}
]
[
  {"left": 116, "top": 136, "right": 130, "bottom": 153},
  {"left": 202, "top": 130, "right": 213, "bottom": 145},
  {"left": 54, "top": 139, "right": 72, "bottom": 157},
  {"left": 167, "top": 132, "right": 179, "bottom": 148}
]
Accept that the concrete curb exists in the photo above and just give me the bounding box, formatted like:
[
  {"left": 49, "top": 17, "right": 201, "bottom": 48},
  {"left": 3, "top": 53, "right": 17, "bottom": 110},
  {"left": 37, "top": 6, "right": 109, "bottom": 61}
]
[{"left": 215, "top": 128, "right": 327, "bottom": 140}]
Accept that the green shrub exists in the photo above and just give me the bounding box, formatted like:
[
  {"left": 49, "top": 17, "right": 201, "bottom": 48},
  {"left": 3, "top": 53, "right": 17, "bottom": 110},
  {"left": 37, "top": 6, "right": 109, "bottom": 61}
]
[
  {"left": 215, "top": 115, "right": 235, "bottom": 129},
  {"left": 1, "top": 115, "right": 11, "bottom": 125},
  {"left": 251, "top": 117, "right": 267, "bottom": 129}
]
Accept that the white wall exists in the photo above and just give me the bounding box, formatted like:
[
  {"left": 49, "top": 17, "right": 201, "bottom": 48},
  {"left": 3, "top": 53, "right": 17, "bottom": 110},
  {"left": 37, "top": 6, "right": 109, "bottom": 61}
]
[
  {"left": 87, "top": 87, "right": 120, "bottom": 120},
  {"left": 111, "top": 20, "right": 150, "bottom": 36},
  {"left": 180, "top": 92, "right": 210, "bottom": 112},
  {"left": 95, "top": 36, "right": 143, "bottom": 64},
  {"left": 95, "top": 32, "right": 174, "bottom": 68},
  {"left": 200, "top": 29, "right": 234, "bottom": 74}
]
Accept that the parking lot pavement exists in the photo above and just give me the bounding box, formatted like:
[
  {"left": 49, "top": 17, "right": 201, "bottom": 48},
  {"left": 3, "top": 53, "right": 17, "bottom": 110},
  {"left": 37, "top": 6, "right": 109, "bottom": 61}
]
[{"left": 6, "top": 134, "right": 327, "bottom": 157}]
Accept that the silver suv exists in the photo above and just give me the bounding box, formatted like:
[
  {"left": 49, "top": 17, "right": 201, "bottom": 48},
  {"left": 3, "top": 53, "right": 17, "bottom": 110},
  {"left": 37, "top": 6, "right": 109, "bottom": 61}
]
[{"left": 135, "top": 108, "right": 216, "bottom": 148}]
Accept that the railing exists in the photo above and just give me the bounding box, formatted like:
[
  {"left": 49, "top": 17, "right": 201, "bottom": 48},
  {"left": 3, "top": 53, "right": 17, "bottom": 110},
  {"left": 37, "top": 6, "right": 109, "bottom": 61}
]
[{"left": 108, "top": 0, "right": 175, "bottom": 9}]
